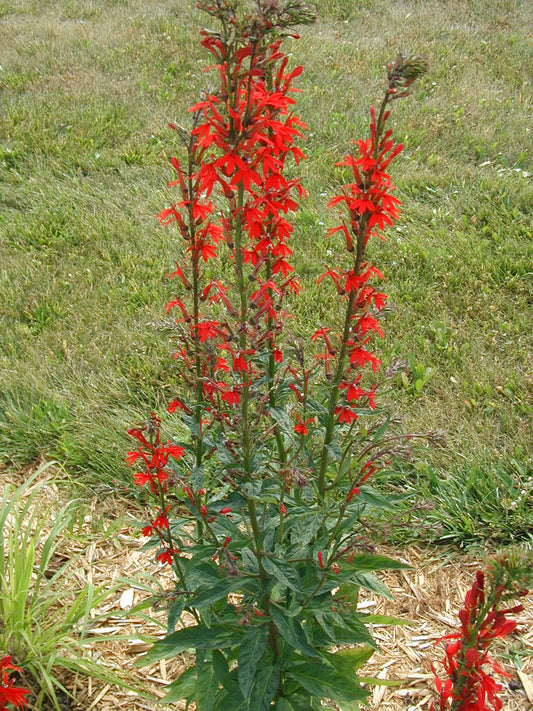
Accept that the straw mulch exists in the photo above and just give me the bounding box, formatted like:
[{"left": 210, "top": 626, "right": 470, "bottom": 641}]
[{"left": 3, "top": 467, "right": 532, "bottom": 710}]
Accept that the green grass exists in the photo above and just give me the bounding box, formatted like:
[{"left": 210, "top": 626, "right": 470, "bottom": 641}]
[{"left": 1, "top": 0, "right": 532, "bottom": 542}]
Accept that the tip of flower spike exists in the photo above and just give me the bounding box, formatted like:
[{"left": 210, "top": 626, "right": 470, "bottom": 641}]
[{"left": 387, "top": 53, "right": 429, "bottom": 96}]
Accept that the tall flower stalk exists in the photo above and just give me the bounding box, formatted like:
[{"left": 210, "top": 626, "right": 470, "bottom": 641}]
[{"left": 127, "top": 2, "right": 427, "bottom": 708}]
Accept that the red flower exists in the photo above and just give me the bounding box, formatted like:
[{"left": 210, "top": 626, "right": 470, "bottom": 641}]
[
  {"left": 232, "top": 353, "right": 249, "bottom": 373},
  {"left": 220, "top": 388, "right": 241, "bottom": 405},
  {"left": 335, "top": 407, "right": 358, "bottom": 424},
  {"left": 0, "top": 656, "right": 29, "bottom": 711},
  {"left": 346, "top": 486, "right": 360, "bottom": 502},
  {"left": 294, "top": 413, "right": 313, "bottom": 435},
  {"left": 167, "top": 398, "right": 191, "bottom": 415},
  {"left": 157, "top": 550, "right": 174, "bottom": 566},
  {"left": 133, "top": 471, "right": 156, "bottom": 490},
  {"left": 153, "top": 511, "right": 170, "bottom": 530}
]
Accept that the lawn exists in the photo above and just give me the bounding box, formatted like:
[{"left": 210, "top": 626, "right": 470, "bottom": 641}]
[
  {"left": 1, "top": 0, "right": 532, "bottom": 500},
  {"left": 1, "top": 0, "right": 532, "bottom": 707}
]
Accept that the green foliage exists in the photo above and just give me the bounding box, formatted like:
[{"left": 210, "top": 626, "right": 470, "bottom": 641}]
[
  {"left": 427, "top": 460, "right": 533, "bottom": 546},
  {"left": 373, "top": 459, "right": 533, "bottom": 548},
  {"left": 0, "top": 463, "right": 145, "bottom": 707}
]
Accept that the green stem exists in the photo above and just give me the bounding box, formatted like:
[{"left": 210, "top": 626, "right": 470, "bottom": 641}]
[{"left": 317, "top": 289, "right": 356, "bottom": 497}]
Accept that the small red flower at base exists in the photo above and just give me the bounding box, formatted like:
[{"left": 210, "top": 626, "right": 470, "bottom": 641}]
[
  {"left": 157, "top": 550, "right": 174, "bottom": 566},
  {"left": 0, "top": 656, "right": 29, "bottom": 711}
]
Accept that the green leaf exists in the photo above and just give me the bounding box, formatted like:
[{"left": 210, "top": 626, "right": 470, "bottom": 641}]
[
  {"left": 314, "top": 611, "right": 375, "bottom": 648},
  {"left": 345, "top": 572, "right": 393, "bottom": 599},
  {"left": 138, "top": 625, "right": 241, "bottom": 665},
  {"left": 276, "top": 697, "right": 312, "bottom": 711},
  {"left": 362, "top": 614, "right": 411, "bottom": 626},
  {"left": 288, "top": 661, "right": 368, "bottom": 704},
  {"left": 341, "top": 554, "right": 410, "bottom": 572},
  {"left": 292, "top": 511, "right": 323, "bottom": 546},
  {"left": 267, "top": 406, "right": 293, "bottom": 434},
  {"left": 358, "top": 676, "right": 404, "bottom": 687},
  {"left": 326, "top": 442, "right": 342, "bottom": 462},
  {"left": 334, "top": 582, "right": 360, "bottom": 605},
  {"left": 163, "top": 666, "right": 197, "bottom": 703},
  {"left": 373, "top": 416, "right": 391, "bottom": 442},
  {"left": 216, "top": 437, "right": 236, "bottom": 467},
  {"left": 262, "top": 557, "right": 300, "bottom": 591},
  {"left": 167, "top": 595, "right": 186, "bottom": 634},
  {"left": 241, "top": 547, "right": 259, "bottom": 574},
  {"left": 197, "top": 661, "right": 218, "bottom": 711},
  {"left": 238, "top": 625, "right": 268, "bottom": 700},
  {"left": 270, "top": 605, "right": 321, "bottom": 658},
  {"left": 333, "top": 645, "right": 375, "bottom": 671},
  {"left": 354, "top": 486, "right": 395, "bottom": 510},
  {"left": 248, "top": 663, "right": 279, "bottom": 711},
  {"left": 193, "top": 575, "right": 244, "bottom": 608},
  {"left": 212, "top": 650, "right": 232, "bottom": 690},
  {"left": 214, "top": 687, "right": 246, "bottom": 711},
  {"left": 191, "top": 465, "right": 205, "bottom": 488}
]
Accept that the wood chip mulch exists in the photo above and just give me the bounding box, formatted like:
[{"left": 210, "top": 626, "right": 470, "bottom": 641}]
[{"left": 3, "top": 467, "right": 532, "bottom": 710}]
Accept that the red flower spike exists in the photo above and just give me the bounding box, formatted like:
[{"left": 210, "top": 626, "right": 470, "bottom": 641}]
[
  {"left": 346, "top": 486, "right": 360, "bottom": 503},
  {"left": 432, "top": 564, "right": 528, "bottom": 711}
]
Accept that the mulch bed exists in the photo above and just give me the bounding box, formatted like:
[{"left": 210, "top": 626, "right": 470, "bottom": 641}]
[{"left": 3, "top": 466, "right": 532, "bottom": 710}]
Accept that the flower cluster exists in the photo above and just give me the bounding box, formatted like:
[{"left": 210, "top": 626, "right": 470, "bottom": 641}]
[
  {"left": 431, "top": 551, "right": 532, "bottom": 711},
  {"left": 159, "top": 10, "right": 308, "bottom": 436},
  {"left": 311, "top": 56, "right": 427, "bottom": 499},
  {"left": 0, "top": 656, "right": 28, "bottom": 711}
]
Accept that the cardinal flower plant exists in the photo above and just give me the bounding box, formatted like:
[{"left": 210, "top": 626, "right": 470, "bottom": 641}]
[
  {"left": 431, "top": 550, "right": 532, "bottom": 711},
  {"left": 127, "top": 1, "right": 427, "bottom": 708}
]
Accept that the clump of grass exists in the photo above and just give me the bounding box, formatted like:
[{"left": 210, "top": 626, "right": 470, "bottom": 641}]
[
  {"left": 427, "top": 459, "right": 533, "bottom": 547},
  {"left": 0, "top": 463, "right": 147, "bottom": 708},
  {"left": 374, "top": 458, "right": 533, "bottom": 548}
]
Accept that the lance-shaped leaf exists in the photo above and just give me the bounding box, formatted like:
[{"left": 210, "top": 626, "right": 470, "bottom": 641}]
[
  {"left": 340, "top": 553, "right": 410, "bottom": 572},
  {"left": 262, "top": 556, "right": 300, "bottom": 591},
  {"left": 332, "top": 645, "right": 375, "bottom": 671},
  {"left": 238, "top": 625, "right": 268, "bottom": 700},
  {"left": 197, "top": 661, "right": 218, "bottom": 711},
  {"left": 163, "top": 666, "right": 197, "bottom": 703},
  {"left": 137, "top": 625, "right": 242, "bottom": 665},
  {"left": 288, "top": 660, "right": 368, "bottom": 705},
  {"left": 345, "top": 571, "right": 393, "bottom": 599},
  {"left": 270, "top": 604, "right": 321, "bottom": 658},
  {"left": 193, "top": 574, "right": 246, "bottom": 608},
  {"left": 247, "top": 663, "right": 279, "bottom": 711}
]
